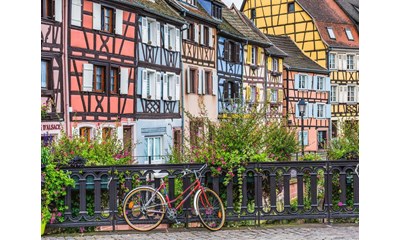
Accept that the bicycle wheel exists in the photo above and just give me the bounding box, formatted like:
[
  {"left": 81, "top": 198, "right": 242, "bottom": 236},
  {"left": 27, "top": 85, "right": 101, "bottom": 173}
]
[
  {"left": 195, "top": 188, "right": 225, "bottom": 231},
  {"left": 123, "top": 187, "right": 166, "bottom": 232}
]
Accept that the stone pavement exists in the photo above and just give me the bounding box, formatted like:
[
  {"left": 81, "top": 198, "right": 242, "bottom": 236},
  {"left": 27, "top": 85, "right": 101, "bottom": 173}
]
[{"left": 42, "top": 224, "right": 358, "bottom": 240}]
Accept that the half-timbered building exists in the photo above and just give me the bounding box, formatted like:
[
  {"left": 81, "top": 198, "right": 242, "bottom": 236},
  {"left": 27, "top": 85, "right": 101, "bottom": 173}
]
[
  {"left": 241, "top": 0, "right": 359, "bottom": 138},
  {"left": 41, "top": 0, "right": 65, "bottom": 143},
  {"left": 67, "top": 0, "right": 137, "bottom": 154},
  {"left": 267, "top": 34, "right": 331, "bottom": 153},
  {"left": 134, "top": 0, "right": 185, "bottom": 163},
  {"left": 165, "top": 0, "right": 219, "bottom": 149}
]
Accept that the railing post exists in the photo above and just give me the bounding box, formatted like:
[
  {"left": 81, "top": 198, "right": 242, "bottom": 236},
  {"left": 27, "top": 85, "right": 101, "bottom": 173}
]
[{"left": 325, "top": 160, "right": 331, "bottom": 225}]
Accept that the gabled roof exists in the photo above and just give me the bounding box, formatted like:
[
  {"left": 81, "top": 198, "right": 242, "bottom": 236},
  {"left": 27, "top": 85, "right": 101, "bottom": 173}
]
[
  {"left": 133, "top": 0, "right": 185, "bottom": 24},
  {"left": 296, "top": 0, "right": 358, "bottom": 49},
  {"left": 166, "top": 0, "right": 220, "bottom": 25},
  {"left": 266, "top": 34, "right": 328, "bottom": 74},
  {"left": 334, "top": 0, "right": 359, "bottom": 29}
]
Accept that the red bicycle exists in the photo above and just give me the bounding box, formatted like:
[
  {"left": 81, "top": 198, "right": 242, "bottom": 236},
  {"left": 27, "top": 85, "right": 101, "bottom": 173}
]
[{"left": 122, "top": 163, "right": 225, "bottom": 231}]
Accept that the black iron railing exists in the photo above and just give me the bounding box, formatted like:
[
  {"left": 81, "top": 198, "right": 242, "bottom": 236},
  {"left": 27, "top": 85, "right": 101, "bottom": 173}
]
[{"left": 47, "top": 160, "right": 359, "bottom": 230}]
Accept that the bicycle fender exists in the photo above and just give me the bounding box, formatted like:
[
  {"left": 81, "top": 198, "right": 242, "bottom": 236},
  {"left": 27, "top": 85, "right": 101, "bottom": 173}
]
[
  {"left": 193, "top": 188, "right": 206, "bottom": 216},
  {"left": 122, "top": 186, "right": 166, "bottom": 207}
]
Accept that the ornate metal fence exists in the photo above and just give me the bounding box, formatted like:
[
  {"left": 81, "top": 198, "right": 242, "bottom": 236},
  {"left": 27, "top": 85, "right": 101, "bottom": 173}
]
[{"left": 48, "top": 160, "right": 359, "bottom": 230}]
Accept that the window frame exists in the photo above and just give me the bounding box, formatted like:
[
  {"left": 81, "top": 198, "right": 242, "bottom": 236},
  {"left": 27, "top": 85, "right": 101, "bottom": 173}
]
[
  {"left": 347, "top": 54, "right": 355, "bottom": 70},
  {"left": 251, "top": 46, "right": 257, "bottom": 65},
  {"left": 298, "top": 131, "right": 309, "bottom": 146},
  {"left": 270, "top": 89, "right": 278, "bottom": 103},
  {"left": 331, "top": 85, "right": 338, "bottom": 103},
  {"left": 329, "top": 53, "right": 337, "bottom": 69},
  {"left": 316, "top": 104, "right": 325, "bottom": 118},
  {"left": 80, "top": 127, "right": 92, "bottom": 142},
  {"left": 41, "top": 59, "right": 52, "bottom": 90},
  {"left": 316, "top": 76, "right": 325, "bottom": 91},
  {"left": 298, "top": 74, "right": 307, "bottom": 90},
  {"left": 42, "top": 0, "right": 55, "bottom": 19},
  {"left": 189, "top": 68, "right": 197, "bottom": 94},
  {"left": 145, "top": 136, "right": 162, "bottom": 163},
  {"left": 204, "top": 26, "right": 209, "bottom": 46},
  {"left": 327, "top": 27, "right": 336, "bottom": 39},
  {"left": 250, "top": 8, "right": 256, "bottom": 23},
  {"left": 188, "top": 23, "right": 195, "bottom": 42},
  {"left": 347, "top": 85, "right": 356, "bottom": 102},
  {"left": 101, "top": 6, "right": 114, "bottom": 33},
  {"left": 109, "top": 67, "right": 119, "bottom": 94},
  {"left": 272, "top": 58, "right": 279, "bottom": 72},
  {"left": 211, "top": 4, "right": 222, "bottom": 20},
  {"left": 345, "top": 28, "right": 354, "bottom": 41},
  {"left": 93, "top": 65, "right": 106, "bottom": 93},
  {"left": 288, "top": 2, "right": 295, "bottom": 13},
  {"left": 204, "top": 70, "right": 212, "bottom": 95}
]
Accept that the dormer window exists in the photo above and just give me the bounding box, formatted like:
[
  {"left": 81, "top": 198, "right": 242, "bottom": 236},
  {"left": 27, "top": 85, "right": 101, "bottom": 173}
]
[
  {"left": 212, "top": 4, "right": 222, "bottom": 20},
  {"left": 345, "top": 28, "right": 354, "bottom": 41},
  {"left": 327, "top": 27, "right": 336, "bottom": 39},
  {"left": 288, "top": 2, "right": 295, "bottom": 13}
]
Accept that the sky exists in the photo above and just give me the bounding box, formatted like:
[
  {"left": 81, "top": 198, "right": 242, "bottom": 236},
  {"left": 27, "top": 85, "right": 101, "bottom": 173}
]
[{"left": 222, "top": 0, "right": 244, "bottom": 8}]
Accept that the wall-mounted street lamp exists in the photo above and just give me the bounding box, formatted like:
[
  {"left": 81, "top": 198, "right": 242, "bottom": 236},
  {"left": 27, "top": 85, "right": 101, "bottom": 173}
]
[{"left": 298, "top": 98, "right": 307, "bottom": 156}]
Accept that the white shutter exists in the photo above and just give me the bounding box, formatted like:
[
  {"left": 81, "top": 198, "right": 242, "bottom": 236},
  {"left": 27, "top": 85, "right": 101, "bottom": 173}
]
[
  {"left": 198, "top": 69, "right": 203, "bottom": 94},
  {"left": 142, "top": 18, "right": 148, "bottom": 43},
  {"left": 307, "top": 103, "right": 313, "bottom": 118},
  {"left": 295, "top": 103, "right": 300, "bottom": 118},
  {"left": 307, "top": 75, "right": 312, "bottom": 90},
  {"left": 304, "top": 132, "right": 308, "bottom": 145},
  {"left": 212, "top": 70, "right": 217, "bottom": 95},
  {"left": 55, "top": 0, "right": 62, "bottom": 22},
  {"left": 156, "top": 73, "right": 162, "bottom": 100},
  {"left": 194, "top": 24, "right": 199, "bottom": 43},
  {"left": 150, "top": 73, "right": 156, "bottom": 100},
  {"left": 115, "top": 9, "right": 123, "bottom": 35},
  {"left": 156, "top": 22, "right": 160, "bottom": 47},
  {"left": 313, "top": 104, "right": 318, "bottom": 118},
  {"left": 163, "top": 73, "right": 168, "bottom": 100},
  {"left": 175, "top": 75, "right": 181, "bottom": 101},
  {"left": 183, "top": 24, "right": 188, "bottom": 40},
  {"left": 312, "top": 76, "right": 318, "bottom": 90},
  {"left": 334, "top": 53, "right": 338, "bottom": 69},
  {"left": 200, "top": 24, "right": 204, "bottom": 45},
  {"left": 175, "top": 28, "right": 180, "bottom": 52},
  {"left": 326, "top": 104, "right": 331, "bottom": 118},
  {"left": 83, "top": 64, "right": 93, "bottom": 91},
  {"left": 186, "top": 67, "right": 191, "bottom": 93},
  {"left": 355, "top": 86, "right": 359, "bottom": 102},
  {"left": 202, "top": 69, "right": 206, "bottom": 94},
  {"left": 325, "top": 77, "right": 331, "bottom": 92},
  {"left": 294, "top": 74, "right": 299, "bottom": 89},
  {"left": 209, "top": 28, "right": 213, "bottom": 47},
  {"left": 92, "top": 3, "right": 101, "bottom": 30},
  {"left": 169, "top": 75, "right": 176, "bottom": 101},
  {"left": 142, "top": 69, "right": 148, "bottom": 98},
  {"left": 355, "top": 55, "right": 359, "bottom": 70},
  {"left": 71, "top": 0, "right": 82, "bottom": 26},
  {"left": 342, "top": 54, "right": 347, "bottom": 70},
  {"left": 164, "top": 25, "right": 169, "bottom": 49},
  {"left": 338, "top": 54, "right": 343, "bottom": 70},
  {"left": 120, "top": 67, "right": 129, "bottom": 94}
]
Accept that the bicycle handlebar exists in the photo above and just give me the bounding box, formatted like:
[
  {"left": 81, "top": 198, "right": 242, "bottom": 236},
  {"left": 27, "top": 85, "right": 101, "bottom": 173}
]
[{"left": 179, "top": 163, "right": 208, "bottom": 178}]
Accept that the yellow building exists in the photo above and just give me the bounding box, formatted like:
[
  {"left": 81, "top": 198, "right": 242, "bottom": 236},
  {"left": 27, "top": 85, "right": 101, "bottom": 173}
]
[{"left": 241, "top": 0, "right": 359, "bottom": 138}]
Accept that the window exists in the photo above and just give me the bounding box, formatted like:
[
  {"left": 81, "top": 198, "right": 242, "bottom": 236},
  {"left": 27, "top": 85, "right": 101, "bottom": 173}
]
[
  {"left": 316, "top": 76, "right": 325, "bottom": 91},
  {"left": 298, "top": 131, "right": 308, "bottom": 146},
  {"left": 317, "top": 104, "right": 325, "bottom": 118},
  {"left": 204, "top": 26, "right": 209, "bottom": 46},
  {"left": 288, "top": 2, "right": 295, "bottom": 13},
  {"left": 331, "top": 85, "right": 338, "bottom": 102},
  {"left": 205, "top": 71, "right": 212, "bottom": 95},
  {"left": 189, "top": 68, "right": 197, "bottom": 93},
  {"left": 347, "top": 86, "right": 355, "bottom": 102},
  {"left": 188, "top": 23, "right": 195, "bottom": 41},
  {"left": 318, "top": 131, "right": 327, "bottom": 149},
  {"left": 145, "top": 136, "right": 162, "bottom": 163},
  {"left": 347, "top": 55, "right": 355, "bottom": 70},
  {"left": 110, "top": 67, "right": 119, "bottom": 94},
  {"left": 102, "top": 127, "right": 112, "bottom": 139},
  {"left": 225, "top": 40, "right": 240, "bottom": 62},
  {"left": 271, "top": 89, "right": 278, "bottom": 103},
  {"left": 211, "top": 4, "right": 222, "bottom": 20},
  {"left": 101, "top": 6, "right": 113, "bottom": 33},
  {"left": 42, "top": 0, "right": 55, "bottom": 19},
  {"left": 173, "top": 129, "right": 182, "bottom": 155},
  {"left": 327, "top": 27, "right": 336, "bottom": 39},
  {"left": 329, "top": 53, "right": 336, "bottom": 69},
  {"left": 251, "top": 46, "right": 257, "bottom": 65},
  {"left": 250, "top": 86, "right": 256, "bottom": 103},
  {"left": 345, "top": 28, "right": 354, "bottom": 41},
  {"left": 273, "top": 58, "right": 278, "bottom": 72},
  {"left": 80, "top": 127, "right": 91, "bottom": 142},
  {"left": 41, "top": 60, "right": 51, "bottom": 89},
  {"left": 164, "top": 25, "right": 176, "bottom": 50},
  {"left": 93, "top": 66, "right": 105, "bottom": 92},
  {"left": 250, "top": 8, "right": 256, "bottom": 23},
  {"left": 298, "top": 75, "right": 307, "bottom": 89},
  {"left": 224, "top": 81, "right": 239, "bottom": 99}
]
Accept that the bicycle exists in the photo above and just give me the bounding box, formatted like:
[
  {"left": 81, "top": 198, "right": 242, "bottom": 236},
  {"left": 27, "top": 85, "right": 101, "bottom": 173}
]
[{"left": 122, "top": 163, "right": 225, "bottom": 231}]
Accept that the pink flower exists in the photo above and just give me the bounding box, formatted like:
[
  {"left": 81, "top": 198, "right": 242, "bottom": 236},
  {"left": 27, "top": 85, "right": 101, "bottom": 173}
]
[
  {"left": 80, "top": 227, "right": 85, "bottom": 233},
  {"left": 338, "top": 202, "right": 343, "bottom": 207},
  {"left": 221, "top": 161, "right": 226, "bottom": 165},
  {"left": 70, "top": 151, "right": 74, "bottom": 155},
  {"left": 50, "top": 216, "right": 55, "bottom": 224},
  {"left": 217, "top": 167, "right": 222, "bottom": 172},
  {"left": 212, "top": 161, "right": 215, "bottom": 165},
  {"left": 57, "top": 212, "right": 62, "bottom": 217},
  {"left": 228, "top": 171, "right": 234, "bottom": 177}
]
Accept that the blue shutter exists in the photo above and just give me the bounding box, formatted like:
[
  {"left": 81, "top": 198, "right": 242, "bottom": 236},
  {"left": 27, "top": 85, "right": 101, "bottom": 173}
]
[
  {"left": 295, "top": 102, "right": 300, "bottom": 118},
  {"left": 325, "top": 77, "right": 331, "bottom": 92},
  {"left": 307, "top": 75, "right": 313, "bottom": 90},
  {"left": 304, "top": 132, "right": 309, "bottom": 145},
  {"left": 313, "top": 76, "right": 318, "bottom": 90},
  {"left": 326, "top": 104, "right": 331, "bottom": 118},
  {"left": 294, "top": 74, "right": 299, "bottom": 89},
  {"left": 313, "top": 104, "right": 318, "bottom": 118}
]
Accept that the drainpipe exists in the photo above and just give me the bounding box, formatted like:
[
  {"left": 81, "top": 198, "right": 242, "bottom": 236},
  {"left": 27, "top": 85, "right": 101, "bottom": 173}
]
[
  {"left": 63, "top": 0, "right": 70, "bottom": 136},
  {"left": 180, "top": 12, "right": 187, "bottom": 157},
  {"left": 326, "top": 47, "right": 331, "bottom": 147},
  {"left": 241, "top": 40, "right": 247, "bottom": 104}
]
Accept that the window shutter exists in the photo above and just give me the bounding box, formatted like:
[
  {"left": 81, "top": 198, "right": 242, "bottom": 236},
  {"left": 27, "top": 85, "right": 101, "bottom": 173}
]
[
  {"left": 175, "top": 75, "right": 181, "bottom": 101},
  {"left": 326, "top": 104, "right": 331, "bottom": 118},
  {"left": 202, "top": 70, "right": 206, "bottom": 94},
  {"left": 175, "top": 28, "right": 180, "bottom": 52},
  {"left": 355, "top": 86, "right": 359, "bottom": 102},
  {"left": 258, "top": 47, "right": 263, "bottom": 65},
  {"left": 194, "top": 24, "right": 199, "bottom": 43},
  {"left": 198, "top": 69, "right": 203, "bottom": 94},
  {"left": 200, "top": 24, "right": 204, "bottom": 45},
  {"left": 150, "top": 73, "right": 156, "bottom": 100},
  {"left": 278, "top": 58, "right": 283, "bottom": 72},
  {"left": 235, "top": 43, "right": 240, "bottom": 62},
  {"left": 83, "top": 64, "right": 93, "bottom": 91},
  {"left": 337, "top": 54, "right": 343, "bottom": 70},
  {"left": 295, "top": 102, "right": 300, "bottom": 118},
  {"left": 266, "top": 89, "right": 272, "bottom": 102},
  {"left": 164, "top": 25, "right": 169, "bottom": 49},
  {"left": 343, "top": 86, "right": 348, "bottom": 103},
  {"left": 163, "top": 73, "right": 168, "bottom": 100},
  {"left": 278, "top": 89, "right": 284, "bottom": 103},
  {"left": 312, "top": 76, "right": 318, "bottom": 90},
  {"left": 92, "top": 3, "right": 101, "bottom": 30},
  {"left": 307, "top": 103, "right": 313, "bottom": 118},
  {"left": 256, "top": 87, "right": 261, "bottom": 102},
  {"left": 208, "top": 28, "right": 213, "bottom": 47},
  {"left": 223, "top": 81, "right": 229, "bottom": 99},
  {"left": 155, "top": 73, "right": 162, "bottom": 100},
  {"left": 334, "top": 54, "right": 338, "bottom": 69},
  {"left": 313, "top": 104, "right": 318, "bottom": 118},
  {"left": 212, "top": 70, "right": 218, "bottom": 95},
  {"left": 115, "top": 9, "right": 123, "bottom": 35},
  {"left": 183, "top": 24, "right": 188, "bottom": 40},
  {"left": 153, "top": 22, "right": 159, "bottom": 47},
  {"left": 55, "top": 0, "right": 62, "bottom": 22},
  {"left": 307, "top": 75, "right": 313, "bottom": 90},
  {"left": 294, "top": 74, "right": 299, "bottom": 90},
  {"left": 71, "top": 0, "right": 82, "bottom": 26},
  {"left": 142, "top": 18, "right": 148, "bottom": 43},
  {"left": 246, "top": 45, "right": 251, "bottom": 64},
  {"left": 325, "top": 77, "right": 331, "bottom": 92},
  {"left": 224, "top": 41, "right": 229, "bottom": 60},
  {"left": 304, "top": 132, "right": 308, "bottom": 145},
  {"left": 120, "top": 67, "right": 129, "bottom": 94},
  {"left": 170, "top": 74, "right": 176, "bottom": 101},
  {"left": 355, "top": 55, "right": 359, "bottom": 70},
  {"left": 246, "top": 85, "right": 251, "bottom": 101},
  {"left": 186, "top": 68, "right": 191, "bottom": 93},
  {"left": 142, "top": 69, "right": 148, "bottom": 98},
  {"left": 342, "top": 54, "right": 347, "bottom": 70}
]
